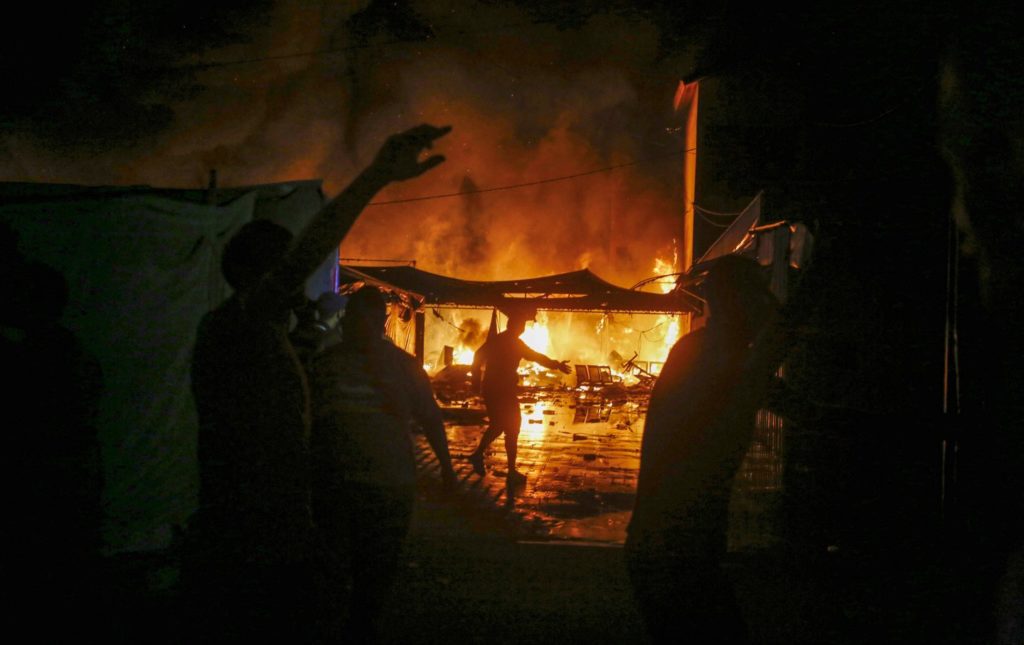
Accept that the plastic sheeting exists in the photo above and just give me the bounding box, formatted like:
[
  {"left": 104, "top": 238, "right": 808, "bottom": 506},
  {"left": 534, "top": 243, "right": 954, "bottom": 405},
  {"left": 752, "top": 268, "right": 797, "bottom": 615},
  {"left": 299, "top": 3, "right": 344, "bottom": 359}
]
[{"left": 1, "top": 181, "right": 328, "bottom": 553}]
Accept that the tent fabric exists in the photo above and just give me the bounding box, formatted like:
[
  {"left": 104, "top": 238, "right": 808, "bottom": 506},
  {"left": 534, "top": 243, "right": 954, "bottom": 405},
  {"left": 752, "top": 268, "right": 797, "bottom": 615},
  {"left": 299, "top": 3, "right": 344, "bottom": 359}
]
[
  {"left": 1, "top": 181, "right": 328, "bottom": 554},
  {"left": 695, "top": 191, "right": 763, "bottom": 266},
  {"left": 338, "top": 265, "right": 701, "bottom": 314}
]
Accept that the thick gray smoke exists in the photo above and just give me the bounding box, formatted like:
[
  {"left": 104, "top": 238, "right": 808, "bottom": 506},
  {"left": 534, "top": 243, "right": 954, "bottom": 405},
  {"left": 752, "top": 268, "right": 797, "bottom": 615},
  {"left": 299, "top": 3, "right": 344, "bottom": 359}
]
[{"left": 2, "top": 1, "right": 698, "bottom": 286}]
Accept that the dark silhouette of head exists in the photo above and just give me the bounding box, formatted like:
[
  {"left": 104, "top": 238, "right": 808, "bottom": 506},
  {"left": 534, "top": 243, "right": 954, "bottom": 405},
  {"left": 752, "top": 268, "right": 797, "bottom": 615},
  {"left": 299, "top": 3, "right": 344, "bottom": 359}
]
[
  {"left": 315, "top": 291, "right": 348, "bottom": 320},
  {"left": 221, "top": 220, "right": 293, "bottom": 291},
  {"left": 503, "top": 305, "right": 537, "bottom": 336},
  {"left": 342, "top": 286, "right": 388, "bottom": 343},
  {"left": 704, "top": 255, "right": 778, "bottom": 340}
]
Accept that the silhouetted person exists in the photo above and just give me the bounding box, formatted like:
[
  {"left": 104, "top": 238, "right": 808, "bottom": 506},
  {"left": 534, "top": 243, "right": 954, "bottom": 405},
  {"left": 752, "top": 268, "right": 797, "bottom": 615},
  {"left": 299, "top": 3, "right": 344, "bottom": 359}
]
[
  {"left": 309, "top": 285, "right": 455, "bottom": 643},
  {"left": 187, "top": 123, "right": 450, "bottom": 642},
  {"left": 626, "top": 255, "right": 783, "bottom": 644},
  {"left": 467, "top": 306, "right": 571, "bottom": 484},
  {"left": 2, "top": 258, "right": 103, "bottom": 638}
]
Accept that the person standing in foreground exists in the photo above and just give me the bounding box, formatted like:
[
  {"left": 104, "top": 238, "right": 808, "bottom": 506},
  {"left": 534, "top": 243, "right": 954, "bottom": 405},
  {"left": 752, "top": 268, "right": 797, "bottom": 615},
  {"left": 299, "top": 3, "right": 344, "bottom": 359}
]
[
  {"left": 187, "top": 124, "right": 451, "bottom": 642},
  {"left": 625, "top": 255, "right": 783, "bottom": 644},
  {"left": 309, "top": 285, "right": 455, "bottom": 642},
  {"left": 467, "top": 306, "right": 571, "bottom": 485},
  {"left": 2, "top": 258, "right": 104, "bottom": 640}
]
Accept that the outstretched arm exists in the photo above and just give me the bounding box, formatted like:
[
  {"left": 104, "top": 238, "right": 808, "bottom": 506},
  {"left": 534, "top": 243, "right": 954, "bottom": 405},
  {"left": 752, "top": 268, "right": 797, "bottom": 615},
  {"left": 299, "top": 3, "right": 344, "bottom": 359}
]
[
  {"left": 518, "top": 340, "right": 572, "bottom": 374},
  {"left": 250, "top": 124, "right": 451, "bottom": 310}
]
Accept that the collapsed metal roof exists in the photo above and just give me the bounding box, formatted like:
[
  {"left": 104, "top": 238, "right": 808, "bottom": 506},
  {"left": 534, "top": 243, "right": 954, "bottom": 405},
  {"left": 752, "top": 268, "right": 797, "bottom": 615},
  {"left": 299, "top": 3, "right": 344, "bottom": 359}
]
[{"left": 338, "top": 264, "right": 701, "bottom": 314}]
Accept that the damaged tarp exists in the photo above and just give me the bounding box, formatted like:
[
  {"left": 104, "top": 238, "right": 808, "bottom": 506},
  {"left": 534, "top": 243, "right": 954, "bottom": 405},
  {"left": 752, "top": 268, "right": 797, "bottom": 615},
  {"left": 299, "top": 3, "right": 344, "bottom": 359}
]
[
  {"left": 338, "top": 264, "right": 701, "bottom": 314},
  {"left": 683, "top": 191, "right": 814, "bottom": 303},
  {"left": 0, "top": 180, "right": 332, "bottom": 554},
  {"left": 694, "top": 191, "right": 764, "bottom": 266}
]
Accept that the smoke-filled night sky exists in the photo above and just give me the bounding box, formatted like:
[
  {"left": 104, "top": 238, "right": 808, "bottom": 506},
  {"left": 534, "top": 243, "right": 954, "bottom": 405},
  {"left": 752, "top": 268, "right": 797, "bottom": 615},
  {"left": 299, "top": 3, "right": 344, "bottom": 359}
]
[
  {"left": 4, "top": 0, "right": 1020, "bottom": 415},
  {"left": 7, "top": 4, "right": 1024, "bottom": 629},
  {"left": 2, "top": 1, "right": 741, "bottom": 286}
]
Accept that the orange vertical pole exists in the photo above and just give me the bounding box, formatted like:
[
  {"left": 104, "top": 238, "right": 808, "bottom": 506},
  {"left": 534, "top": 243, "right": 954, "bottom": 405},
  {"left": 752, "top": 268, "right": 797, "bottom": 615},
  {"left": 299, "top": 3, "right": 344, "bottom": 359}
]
[
  {"left": 674, "top": 80, "right": 700, "bottom": 273},
  {"left": 674, "top": 80, "right": 700, "bottom": 334}
]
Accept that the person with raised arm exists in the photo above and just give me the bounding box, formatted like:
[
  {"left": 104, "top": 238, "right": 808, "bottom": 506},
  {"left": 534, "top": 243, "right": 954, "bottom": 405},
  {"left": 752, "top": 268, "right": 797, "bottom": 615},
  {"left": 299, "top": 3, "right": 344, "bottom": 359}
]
[{"left": 187, "top": 124, "right": 451, "bottom": 643}]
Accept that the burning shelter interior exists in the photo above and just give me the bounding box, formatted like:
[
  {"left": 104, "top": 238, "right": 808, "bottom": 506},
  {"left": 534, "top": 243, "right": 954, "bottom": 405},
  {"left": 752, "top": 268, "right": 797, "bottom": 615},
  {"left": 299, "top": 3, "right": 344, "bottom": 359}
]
[{"left": 332, "top": 200, "right": 813, "bottom": 544}]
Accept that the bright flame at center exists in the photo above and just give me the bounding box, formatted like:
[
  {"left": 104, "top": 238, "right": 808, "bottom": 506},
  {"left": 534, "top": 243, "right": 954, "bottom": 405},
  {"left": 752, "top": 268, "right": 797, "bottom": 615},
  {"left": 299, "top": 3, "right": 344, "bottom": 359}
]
[
  {"left": 453, "top": 346, "right": 475, "bottom": 365},
  {"left": 519, "top": 316, "right": 551, "bottom": 354}
]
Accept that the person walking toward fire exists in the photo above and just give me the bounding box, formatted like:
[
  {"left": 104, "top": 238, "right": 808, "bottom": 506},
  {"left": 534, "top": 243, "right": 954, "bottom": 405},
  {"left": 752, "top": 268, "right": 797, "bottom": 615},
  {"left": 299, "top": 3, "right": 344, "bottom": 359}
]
[
  {"left": 309, "top": 285, "right": 456, "bottom": 642},
  {"left": 186, "top": 123, "right": 451, "bottom": 642},
  {"left": 467, "top": 305, "right": 572, "bottom": 485}
]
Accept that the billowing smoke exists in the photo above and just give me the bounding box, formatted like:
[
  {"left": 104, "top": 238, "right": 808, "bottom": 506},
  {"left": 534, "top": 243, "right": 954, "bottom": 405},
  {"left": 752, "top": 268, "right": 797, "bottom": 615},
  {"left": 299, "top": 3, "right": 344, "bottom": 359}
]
[
  {"left": 2, "top": 1, "right": 694, "bottom": 286},
  {"left": 456, "top": 317, "right": 487, "bottom": 349}
]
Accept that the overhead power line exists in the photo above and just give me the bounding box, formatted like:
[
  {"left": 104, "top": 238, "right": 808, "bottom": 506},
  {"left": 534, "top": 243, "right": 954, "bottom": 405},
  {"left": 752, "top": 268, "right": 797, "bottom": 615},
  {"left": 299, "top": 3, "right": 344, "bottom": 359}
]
[
  {"left": 366, "top": 147, "right": 693, "bottom": 206},
  {"left": 694, "top": 204, "right": 743, "bottom": 217}
]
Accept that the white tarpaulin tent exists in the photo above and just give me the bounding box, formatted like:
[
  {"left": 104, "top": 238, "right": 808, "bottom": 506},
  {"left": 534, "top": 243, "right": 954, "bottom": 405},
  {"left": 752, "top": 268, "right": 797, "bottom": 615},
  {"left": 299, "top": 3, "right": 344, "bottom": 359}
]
[{"left": 1, "top": 180, "right": 332, "bottom": 553}]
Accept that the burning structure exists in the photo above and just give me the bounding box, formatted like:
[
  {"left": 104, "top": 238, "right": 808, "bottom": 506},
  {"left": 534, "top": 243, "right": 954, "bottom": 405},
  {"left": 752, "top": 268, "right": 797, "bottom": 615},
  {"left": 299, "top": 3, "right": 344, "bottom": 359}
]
[
  {"left": 336, "top": 191, "right": 811, "bottom": 385},
  {"left": 337, "top": 262, "right": 701, "bottom": 379}
]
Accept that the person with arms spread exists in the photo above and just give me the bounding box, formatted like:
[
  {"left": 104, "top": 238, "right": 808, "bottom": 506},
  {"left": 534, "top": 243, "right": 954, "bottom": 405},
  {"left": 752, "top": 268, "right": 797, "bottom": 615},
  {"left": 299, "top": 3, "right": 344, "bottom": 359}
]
[{"left": 466, "top": 306, "right": 571, "bottom": 485}]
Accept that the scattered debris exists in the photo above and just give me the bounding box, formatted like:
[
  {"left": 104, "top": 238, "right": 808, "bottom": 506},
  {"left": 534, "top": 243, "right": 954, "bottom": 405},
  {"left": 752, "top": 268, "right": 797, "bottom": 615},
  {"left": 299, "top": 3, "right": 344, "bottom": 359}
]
[
  {"left": 572, "top": 433, "right": 587, "bottom": 441},
  {"left": 582, "top": 453, "right": 598, "bottom": 461}
]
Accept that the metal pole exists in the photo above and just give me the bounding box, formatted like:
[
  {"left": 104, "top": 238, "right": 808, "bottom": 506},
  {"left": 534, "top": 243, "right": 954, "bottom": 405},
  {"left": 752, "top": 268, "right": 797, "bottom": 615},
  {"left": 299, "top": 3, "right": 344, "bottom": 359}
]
[
  {"left": 941, "top": 198, "right": 961, "bottom": 523},
  {"left": 415, "top": 310, "right": 426, "bottom": 367}
]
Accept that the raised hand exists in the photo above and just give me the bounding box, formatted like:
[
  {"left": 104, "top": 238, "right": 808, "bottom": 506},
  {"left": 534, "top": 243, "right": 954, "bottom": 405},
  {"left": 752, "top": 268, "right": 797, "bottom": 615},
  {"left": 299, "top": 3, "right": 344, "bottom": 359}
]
[
  {"left": 556, "top": 360, "right": 572, "bottom": 375},
  {"left": 370, "top": 124, "right": 452, "bottom": 182}
]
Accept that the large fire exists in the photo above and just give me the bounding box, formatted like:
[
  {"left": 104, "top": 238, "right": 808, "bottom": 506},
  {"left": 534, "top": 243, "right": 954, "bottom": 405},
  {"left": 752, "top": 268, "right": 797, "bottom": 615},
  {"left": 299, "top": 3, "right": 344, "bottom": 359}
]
[
  {"left": 520, "top": 316, "right": 552, "bottom": 356},
  {"left": 424, "top": 256, "right": 684, "bottom": 387},
  {"left": 2, "top": 3, "right": 687, "bottom": 305}
]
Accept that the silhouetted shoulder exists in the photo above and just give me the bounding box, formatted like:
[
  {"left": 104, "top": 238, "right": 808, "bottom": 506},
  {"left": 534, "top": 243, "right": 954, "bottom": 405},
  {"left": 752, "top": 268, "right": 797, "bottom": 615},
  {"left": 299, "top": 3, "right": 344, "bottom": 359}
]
[
  {"left": 383, "top": 341, "right": 418, "bottom": 363},
  {"left": 381, "top": 342, "right": 431, "bottom": 381},
  {"left": 653, "top": 328, "right": 707, "bottom": 391}
]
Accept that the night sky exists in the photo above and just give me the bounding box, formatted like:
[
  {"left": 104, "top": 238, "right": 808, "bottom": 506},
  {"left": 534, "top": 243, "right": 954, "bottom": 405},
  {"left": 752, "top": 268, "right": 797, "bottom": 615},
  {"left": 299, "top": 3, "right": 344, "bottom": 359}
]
[
  {"left": 0, "top": 1, "right": 980, "bottom": 398},
  {"left": 3, "top": 0, "right": 1024, "bottom": 631}
]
